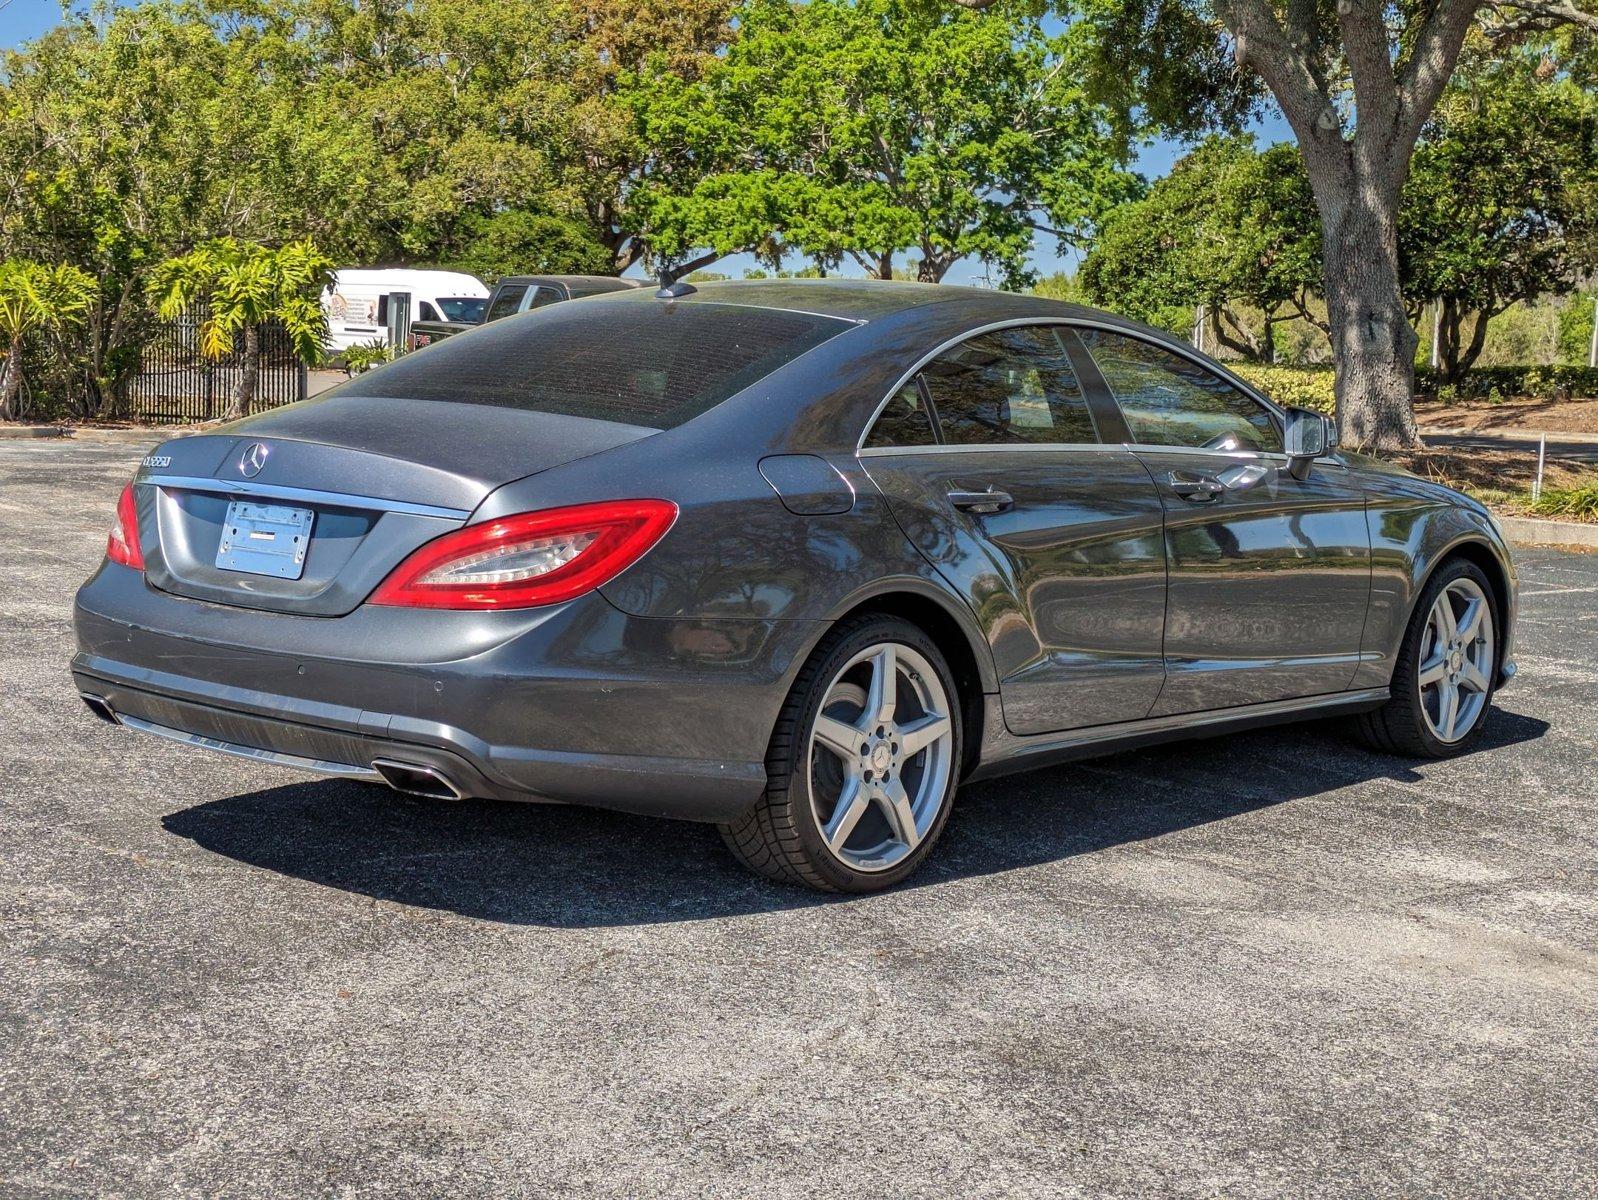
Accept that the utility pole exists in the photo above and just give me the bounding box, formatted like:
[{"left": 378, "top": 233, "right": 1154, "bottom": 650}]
[{"left": 1192, "top": 304, "right": 1205, "bottom": 354}]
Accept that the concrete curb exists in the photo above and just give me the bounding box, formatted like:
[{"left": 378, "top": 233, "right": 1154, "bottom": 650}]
[
  {"left": 1499, "top": 516, "right": 1598, "bottom": 550},
  {"left": 1422, "top": 425, "right": 1598, "bottom": 445},
  {"left": 0, "top": 425, "right": 71, "bottom": 440}
]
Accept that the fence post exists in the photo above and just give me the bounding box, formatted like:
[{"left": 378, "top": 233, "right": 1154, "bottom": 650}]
[{"left": 297, "top": 360, "right": 309, "bottom": 402}]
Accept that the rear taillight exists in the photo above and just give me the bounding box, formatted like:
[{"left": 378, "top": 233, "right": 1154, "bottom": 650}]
[
  {"left": 369, "top": 499, "right": 677, "bottom": 610},
  {"left": 106, "top": 483, "right": 145, "bottom": 570}
]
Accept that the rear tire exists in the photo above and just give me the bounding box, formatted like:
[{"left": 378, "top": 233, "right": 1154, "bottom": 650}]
[
  {"left": 1354, "top": 558, "right": 1500, "bottom": 758},
  {"left": 720, "top": 615, "right": 961, "bottom": 893}
]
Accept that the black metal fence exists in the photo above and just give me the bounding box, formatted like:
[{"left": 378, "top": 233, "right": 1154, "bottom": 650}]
[{"left": 127, "top": 309, "right": 308, "bottom": 423}]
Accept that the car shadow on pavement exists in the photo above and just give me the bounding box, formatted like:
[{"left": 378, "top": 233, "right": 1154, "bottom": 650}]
[{"left": 161, "top": 707, "right": 1550, "bottom": 928}]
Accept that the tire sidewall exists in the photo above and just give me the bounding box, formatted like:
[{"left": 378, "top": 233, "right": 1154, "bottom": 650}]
[
  {"left": 779, "top": 617, "right": 962, "bottom": 893},
  {"left": 1402, "top": 559, "right": 1500, "bottom": 756}
]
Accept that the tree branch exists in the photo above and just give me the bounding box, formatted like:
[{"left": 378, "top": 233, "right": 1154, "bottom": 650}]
[
  {"left": 1395, "top": 0, "right": 1482, "bottom": 149},
  {"left": 1486, "top": 0, "right": 1598, "bottom": 32}
]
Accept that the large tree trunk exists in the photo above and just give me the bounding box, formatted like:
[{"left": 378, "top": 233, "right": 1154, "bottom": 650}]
[
  {"left": 1317, "top": 185, "right": 1420, "bottom": 448},
  {"left": 224, "top": 324, "right": 260, "bottom": 423}
]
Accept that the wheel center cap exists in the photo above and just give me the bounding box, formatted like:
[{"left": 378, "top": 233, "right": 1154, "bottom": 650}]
[{"left": 870, "top": 743, "right": 893, "bottom": 773}]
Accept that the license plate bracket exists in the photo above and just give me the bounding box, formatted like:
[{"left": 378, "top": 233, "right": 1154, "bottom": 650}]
[{"left": 216, "top": 500, "right": 314, "bottom": 579}]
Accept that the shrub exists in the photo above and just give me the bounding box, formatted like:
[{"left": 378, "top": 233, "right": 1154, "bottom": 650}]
[
  {"left": 1229, "top": 364, "right": 1337, "bottom": 415},
  {"left": 342, "top": 339, "right": 391, "bottom": 376},
  {"left": 1415, "top": 364, "right": 1598, "bottom": 401},
  {"left": 1528, "top": 484, "right": 1598, "bottom": 522}
]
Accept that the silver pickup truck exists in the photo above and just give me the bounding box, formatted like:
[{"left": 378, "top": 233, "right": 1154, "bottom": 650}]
[{"left": 409, "top": 274, "right": 641, "bottom": 348}]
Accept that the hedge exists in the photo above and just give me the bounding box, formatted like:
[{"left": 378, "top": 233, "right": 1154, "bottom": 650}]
[
  {"left": 1228, "top": 363, "right": 1598, "bottom": 412},
  {"left": 1415, "top": 364, "right": 1598, "bottom": 402},
  {"left": 1229, "top": 364, "right": 1336, "bottom": 414}
]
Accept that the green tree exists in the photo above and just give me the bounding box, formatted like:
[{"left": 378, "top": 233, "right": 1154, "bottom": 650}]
[
  {"left": 447, "top": 210, "right": 616, "bottom": 283},
  {"left": 147, "top": 239, "right": 333, "bottom": 421},
  {"left": 0, "top": 261, "right": 97, "bottom": 420},
  {"left": 1082, "top": 137, "right": 1322, "bottom": 357},
  {"left": 632, "top": 0, "right": 1139, "bottom": 285},
  {"left": 1400, "top": 42, "right": 1598, "bottom": 382},
  {"left": 960, "top": 0, "right": 1598, "bottom": 448}
]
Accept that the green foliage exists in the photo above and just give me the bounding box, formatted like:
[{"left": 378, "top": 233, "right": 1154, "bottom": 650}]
[
  {"left": 630, "top": 0, "right": 1139, "bottom": 285},
  {"left": 148, "top": 238, "right": 333, "bottom": 365},
  {"left": 1030, "top": 272, "right": 1083, "bottom": 303},
  {"left": 1415, "top": 364, "right": 1598, "bottom": 401},
  {"left": 0, "top": 260, "right": 98, "bottom": 419},
  {"left": 341, "top": 339, "right": 393, "bottom": 376},
  {"left": 1228, "top": 364, "right": 1337, "bottom": 415},
  {"left": 1080, "top": 136, "right": 1321, "bottom": 354},
  {"left": 1401, "top": 44, "right": 1598, "bottom": 379},
  {"left": 446, "top": 211, "right": 615, "bottom": 284},
  {"left": 1528, "top": 484, "right": 1598, "bottom": 522},
  {"left": 1557, "top": 293, "right": 1597, "bottom": 366}
]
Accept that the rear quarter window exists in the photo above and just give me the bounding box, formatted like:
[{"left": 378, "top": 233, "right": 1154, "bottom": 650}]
[{"left": 338, "top": 300, "right": 851, "bottom": 430}]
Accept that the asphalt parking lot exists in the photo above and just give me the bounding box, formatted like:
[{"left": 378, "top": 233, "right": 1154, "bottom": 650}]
[{"left": 3, "top": 439, "right": 1595, "bottom": 1199}]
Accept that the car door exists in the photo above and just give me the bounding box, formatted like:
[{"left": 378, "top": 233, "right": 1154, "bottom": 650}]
[
  {"left": 1075, "top": 327, "right": 1372, "bottom": 715},
  {"left": 860, "top": 323, "right": 1168, "bottom": 736}
]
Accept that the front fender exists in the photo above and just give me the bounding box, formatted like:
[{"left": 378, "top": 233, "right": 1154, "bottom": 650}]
[{"left": 1356, "top": 478, "right": 1517, "bottom": 689}]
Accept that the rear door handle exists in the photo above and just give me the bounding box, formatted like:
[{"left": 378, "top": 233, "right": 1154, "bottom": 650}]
[
  {"left": 1168, "top": 471, "right": 1225, "bottom": 502},
  {"left": 948, "top": 489, "right": 1014, "bottom": 515}
]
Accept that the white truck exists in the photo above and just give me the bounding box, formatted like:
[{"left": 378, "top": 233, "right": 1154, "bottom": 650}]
[{"left": 322, "top": 269, "right": 490, "bottom": 352}]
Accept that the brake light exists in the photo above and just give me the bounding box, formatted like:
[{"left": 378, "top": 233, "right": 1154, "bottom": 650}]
[
  {"left": 106, "top": 483, "right": 145, "bottom": 570},
  {"left": 369, "top": 499, "right": 677, "bottom": 610}
]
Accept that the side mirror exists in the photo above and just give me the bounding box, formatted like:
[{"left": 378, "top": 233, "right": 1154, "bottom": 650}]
[{"left": 1283, "top": 407, "right": 1336, "bottom": 481}]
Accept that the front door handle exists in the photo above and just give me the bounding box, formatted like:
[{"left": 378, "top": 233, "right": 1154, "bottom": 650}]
[
  {"left": 948, "top": 488, "right": 1015, "bottom": 515},
  {"left": 1168, "top": 471, "right": 1225, "bottom": 502}
]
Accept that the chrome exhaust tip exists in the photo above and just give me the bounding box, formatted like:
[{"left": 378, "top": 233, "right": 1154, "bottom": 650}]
[
  {"left": 371, "top": 758, "right": 464, "bottom": 801},
  {"left": 80, "top": 694, "right": 121, "bottom": 725}
]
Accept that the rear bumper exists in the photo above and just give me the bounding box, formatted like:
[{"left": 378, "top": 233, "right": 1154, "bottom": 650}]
[{"left": 73, "top": 563, "right": 824, "bottom": 823}]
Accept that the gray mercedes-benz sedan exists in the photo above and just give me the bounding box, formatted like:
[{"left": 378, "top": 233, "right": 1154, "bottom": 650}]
[{"left": 73, "top": 280, "right": 1518, "bottom": 892}]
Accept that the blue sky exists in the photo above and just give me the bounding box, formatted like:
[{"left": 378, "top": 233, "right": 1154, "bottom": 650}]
[{"left": 1, "top": 0, "right": 1292, "bottom": 283}]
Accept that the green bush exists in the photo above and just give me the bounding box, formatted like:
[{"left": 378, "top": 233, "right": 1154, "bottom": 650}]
[
  {"left": 1227, "top": 362, "right": 1598, "bottom": 411},
  {"left": 1528, "top": 484, "right": 1598, "bottom": 521},
  {"left": 342, "top": 339, "right": 391, "bottom": 376},
  {"left": 1415, "top": 364, "right": 1598, "bottom": 401},
  {"left": 1229, "top": 364, "right": 1337, "bottom": 414}
]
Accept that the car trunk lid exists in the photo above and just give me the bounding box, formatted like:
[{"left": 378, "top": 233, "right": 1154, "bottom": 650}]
[{"left": 133, "top": 396, "right": 657, "bottom": 616}]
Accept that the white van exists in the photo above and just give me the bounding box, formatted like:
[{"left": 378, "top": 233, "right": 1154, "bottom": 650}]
[{"left": 322, "top": 269, "right": 490, "bottom": 351}]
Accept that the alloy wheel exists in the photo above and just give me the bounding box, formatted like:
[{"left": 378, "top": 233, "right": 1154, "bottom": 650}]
[
  {"left": 806, "top": 642, "right": 956, "bottom": 873},
  {"left": 1418, "top": 577, "right": 1495, "bottom": 744}
]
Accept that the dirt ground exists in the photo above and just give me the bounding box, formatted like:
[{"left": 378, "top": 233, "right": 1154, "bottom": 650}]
[
  {"left": 1388, "top": 445, "right": 1596, "bottom": 494},
  {"left": 1416, "top": 396, "right": 1598, "bottom": 435}
]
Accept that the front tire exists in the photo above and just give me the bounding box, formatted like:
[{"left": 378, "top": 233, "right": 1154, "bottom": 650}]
[
  {"left": 720, "top": 615, "right": 962, "bottom": 893},
  {"left": 1355, "top": 558, "right": 1500, "bottom": 757}
]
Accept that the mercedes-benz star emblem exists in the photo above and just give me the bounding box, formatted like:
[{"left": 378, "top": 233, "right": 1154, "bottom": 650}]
[{"left": 238, "top": 443, "right": 270, "bottom": 478}]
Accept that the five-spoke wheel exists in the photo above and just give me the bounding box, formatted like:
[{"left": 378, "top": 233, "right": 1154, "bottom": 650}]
[
  {"left": 808, "top": 641, "right": 956, "bottom": 873},
  {"left": 1417, "top": 576, "right": 1495, "bottom": 744},
  {"left": 1355, "top": 557, "right": 1501, "bottom": 757},
  {"left": 720, "top": 615, "right": 961, "bottom": 892}
]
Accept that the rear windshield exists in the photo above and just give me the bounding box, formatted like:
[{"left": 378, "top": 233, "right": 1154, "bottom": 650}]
[
  {"left": 438, "top": 296, "right": 487, "bottom": 323},
  {"left": 339, "top": 300, "right": 851, "bottom": 429}
]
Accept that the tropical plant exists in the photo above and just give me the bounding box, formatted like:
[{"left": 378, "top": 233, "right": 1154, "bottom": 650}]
[
  {"left": 0, "top": 261, "right": 98, "bottom": 420},
  {"left": 146, "top": 239, "right": 333, "bottom": 421},
  {"left": 342, "top": 339, "right": 393, "bottom": 377}
]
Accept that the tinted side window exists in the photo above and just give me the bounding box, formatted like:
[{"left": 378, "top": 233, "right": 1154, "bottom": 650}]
[
  {"left": 485, "top": 285, "right": 528, "bottom": 322},
  {"left": 529, "top": 287, "right": 564, "bottom": 309},
  {"left": 865, "top": 381, "right": 937, "bottom": 448},
  {"left": 920, "top": 326, "right": 1099, "bottom": 447},
  {"left": 1080, "top": 330, "right": 1282, "bottom": 453},
  {"left": 419, "top": 301, "right": 441, "bottom": 321}
]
